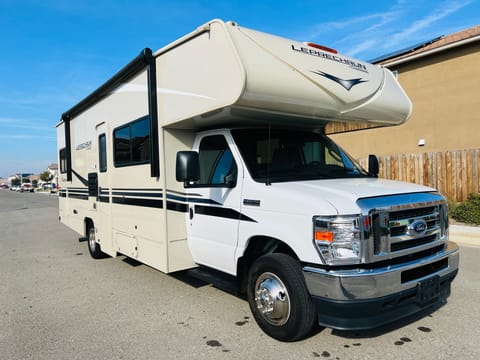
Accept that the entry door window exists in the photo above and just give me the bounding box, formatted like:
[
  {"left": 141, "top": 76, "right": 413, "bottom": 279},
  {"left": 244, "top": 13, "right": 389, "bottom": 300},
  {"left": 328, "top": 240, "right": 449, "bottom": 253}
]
[
  {"left": 197, "top": 135, "right": 237, "bottom": 187},
  {"left": 99, "top": 134, "right": 107, "bottom": 172}
]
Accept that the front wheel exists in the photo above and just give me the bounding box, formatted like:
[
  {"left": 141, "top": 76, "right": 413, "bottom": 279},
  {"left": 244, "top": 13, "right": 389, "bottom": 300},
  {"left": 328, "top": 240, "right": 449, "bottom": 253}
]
[
  {"left": 87, "top": 223, "right": 107, "bottom": 259},
  {"left": 247, "top": 253, "right": 317, "bottom": 342}
]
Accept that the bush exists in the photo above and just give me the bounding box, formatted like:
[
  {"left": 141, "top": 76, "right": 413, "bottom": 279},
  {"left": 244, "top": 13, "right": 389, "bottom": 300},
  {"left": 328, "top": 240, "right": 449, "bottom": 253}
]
[{"left": 450, "top": 193, "right": 480, "bottom": 225}]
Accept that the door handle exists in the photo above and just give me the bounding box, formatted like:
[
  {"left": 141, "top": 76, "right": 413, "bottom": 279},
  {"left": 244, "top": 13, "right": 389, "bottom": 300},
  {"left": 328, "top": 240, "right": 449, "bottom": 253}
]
[{"left": 189, "top": 207, "right": 194, "bottom": 220}]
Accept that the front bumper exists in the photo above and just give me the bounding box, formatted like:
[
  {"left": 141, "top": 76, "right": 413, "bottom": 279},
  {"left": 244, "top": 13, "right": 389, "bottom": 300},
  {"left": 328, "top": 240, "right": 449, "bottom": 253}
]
[{"left": 303, "top": 241, "right": 459, "bottom": 330}]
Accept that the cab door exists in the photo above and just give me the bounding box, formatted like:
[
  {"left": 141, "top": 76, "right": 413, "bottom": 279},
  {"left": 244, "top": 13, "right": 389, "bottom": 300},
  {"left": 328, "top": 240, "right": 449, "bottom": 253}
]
[{"left": 185, "top": 131, "right": 245, "bottom": 274}]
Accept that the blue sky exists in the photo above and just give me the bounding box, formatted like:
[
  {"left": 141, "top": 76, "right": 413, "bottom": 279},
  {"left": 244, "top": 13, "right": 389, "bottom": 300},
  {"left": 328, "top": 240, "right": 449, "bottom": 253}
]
[{"left": 0, "top": 0, "right": 478, "bottom": 178}]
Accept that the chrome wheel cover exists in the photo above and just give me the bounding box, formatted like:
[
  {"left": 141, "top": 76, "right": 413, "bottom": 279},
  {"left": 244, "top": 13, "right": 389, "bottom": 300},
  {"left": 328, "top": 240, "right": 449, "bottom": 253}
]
[
  {"left": 88, "top": 227, "right": 96, "bottom": 252},
  {"left": 254, "top": 272, "right": 291, "bottom": 326}
]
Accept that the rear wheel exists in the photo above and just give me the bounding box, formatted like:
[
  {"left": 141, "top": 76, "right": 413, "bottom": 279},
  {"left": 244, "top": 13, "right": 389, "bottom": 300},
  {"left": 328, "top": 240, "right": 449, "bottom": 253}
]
[
  {"left": 247, "top": 253, "right": 317, "bottom": 342},
  {"left": 87, "top": 222, "right": 106, "bottom": 259}
]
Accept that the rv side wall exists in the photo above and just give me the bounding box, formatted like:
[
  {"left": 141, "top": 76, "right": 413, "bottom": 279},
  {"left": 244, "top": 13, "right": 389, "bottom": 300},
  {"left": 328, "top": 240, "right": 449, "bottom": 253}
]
[
  {"left": 58, "top": 69, "right": 199, "bottom": 273},
  {"left": 163, "top": 129, "right": 197, "bottom": 271}
]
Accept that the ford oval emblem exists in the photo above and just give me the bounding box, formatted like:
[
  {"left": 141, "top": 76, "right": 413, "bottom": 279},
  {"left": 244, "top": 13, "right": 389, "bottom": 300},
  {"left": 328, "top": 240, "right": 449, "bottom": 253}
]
[{"left": 408, "top": 220, "right": 428, "bottom": 236}]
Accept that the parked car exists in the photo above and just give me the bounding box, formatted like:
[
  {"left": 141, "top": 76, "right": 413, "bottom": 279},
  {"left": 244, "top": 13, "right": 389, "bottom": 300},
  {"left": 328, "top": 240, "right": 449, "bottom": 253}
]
[{"left": 21, "top": 183, "right": 34, "bottom": 192}]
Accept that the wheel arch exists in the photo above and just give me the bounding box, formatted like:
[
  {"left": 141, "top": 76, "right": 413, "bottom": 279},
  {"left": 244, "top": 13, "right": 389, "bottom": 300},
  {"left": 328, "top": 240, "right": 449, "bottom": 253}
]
[
  {"left": 84, "top": 217, "right": 94, "bottom": 237},
  {"left": 237, "top": 236, "right": 299, "bottom": 295}
]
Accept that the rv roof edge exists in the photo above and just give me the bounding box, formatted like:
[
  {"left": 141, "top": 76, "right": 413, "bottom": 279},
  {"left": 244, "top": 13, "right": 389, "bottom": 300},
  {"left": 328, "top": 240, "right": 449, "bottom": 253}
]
[
  {"left": 60, "top": 47, "right": 154, "bottom": 123},
  {"left": 59, "top": 19, "right": 413, "bottom": 130}
]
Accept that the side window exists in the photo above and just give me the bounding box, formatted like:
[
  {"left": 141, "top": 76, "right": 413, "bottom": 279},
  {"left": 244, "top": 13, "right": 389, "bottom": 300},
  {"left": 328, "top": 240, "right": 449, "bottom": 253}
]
[
  {"left": 197, "top": 135, "right": 237, "bottom": 186},
  {"left": 59, "top": 148, "right": 67, "bottom": 173},
  {"left": 131, "top": 118, "right": 150, "bottom": 162},
  {"left": 98, "top": 134, "right": 107, "bottom": 172},
  {"left": 113, "top": 116, "right": 150, "bottom": 167}
]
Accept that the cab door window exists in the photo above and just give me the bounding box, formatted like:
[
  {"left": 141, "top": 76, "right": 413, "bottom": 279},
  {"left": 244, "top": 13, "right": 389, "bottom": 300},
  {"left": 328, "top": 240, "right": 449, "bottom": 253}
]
[{"left": 197, "top": 135, "right": 237, "bottom": 187}]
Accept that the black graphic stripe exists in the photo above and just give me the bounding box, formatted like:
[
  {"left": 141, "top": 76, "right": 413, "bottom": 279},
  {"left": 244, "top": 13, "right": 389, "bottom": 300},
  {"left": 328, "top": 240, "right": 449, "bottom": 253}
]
[
  {"left": 195, "top": 205, "right": 256, "bottom": 222},
  {"left": 166, "top": 193, "right": 221, "bottom": 205},
  {"left": 112, "top": 187, "right": 163, "bottom": 192},
  {"left": 69, "top": 193, "right": 89, "bottom": 200},
  {"left": 61, "top": 187, "right": 255, "bottom": 221},
  {"left": 71, "top": 169, "right": 89, "bottom": 186},
  {"left": 112, "top": 196, "right": 163, "bottom": 208},
  {"left": 167, "top": 201, "right": 188, "bottom": 213},
  {"left": 64, "top": 187, "right": 89, "bottom": 200},
  {"left": 112, "top": 191, "right": 163, "bottom": 198}
]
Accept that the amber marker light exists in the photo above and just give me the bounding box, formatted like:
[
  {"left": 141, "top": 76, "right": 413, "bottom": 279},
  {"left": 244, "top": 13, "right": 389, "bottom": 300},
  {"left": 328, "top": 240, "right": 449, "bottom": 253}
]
[{"left": 314, "top": 231, "right": 334, "bottom": 242}]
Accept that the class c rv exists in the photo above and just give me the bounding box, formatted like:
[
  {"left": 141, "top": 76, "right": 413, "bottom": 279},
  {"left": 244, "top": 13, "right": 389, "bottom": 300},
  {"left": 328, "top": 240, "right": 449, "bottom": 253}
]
[{"left": 57, "top": 19, "right": 459, "bottom": 341}]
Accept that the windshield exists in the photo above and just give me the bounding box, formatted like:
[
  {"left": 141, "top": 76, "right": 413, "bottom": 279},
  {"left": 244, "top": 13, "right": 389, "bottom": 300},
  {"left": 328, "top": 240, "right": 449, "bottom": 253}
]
[{"left": 231, "top": 128, "right": 370, "bottom": 183}]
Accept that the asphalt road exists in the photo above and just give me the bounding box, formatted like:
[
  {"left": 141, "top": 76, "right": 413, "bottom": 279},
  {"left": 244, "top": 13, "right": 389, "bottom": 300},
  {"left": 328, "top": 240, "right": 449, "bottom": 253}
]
[{"left": 1, "top": 190, "right": 479, "bottom": 360}]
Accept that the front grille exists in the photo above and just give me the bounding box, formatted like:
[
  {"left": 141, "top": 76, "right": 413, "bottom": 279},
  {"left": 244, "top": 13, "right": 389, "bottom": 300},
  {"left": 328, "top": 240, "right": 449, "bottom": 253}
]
[
  {"left": 389, "top": 206, "right": 436, "bottom": 221},
  {"left": 391, "top": 234, "right": 437, "bottom": 252},
  {"left": 358, "top": 193, "right": 448, "bottom": 264},
  {"left": 370, "top": 203, "right": 445, "bottom": 260}
]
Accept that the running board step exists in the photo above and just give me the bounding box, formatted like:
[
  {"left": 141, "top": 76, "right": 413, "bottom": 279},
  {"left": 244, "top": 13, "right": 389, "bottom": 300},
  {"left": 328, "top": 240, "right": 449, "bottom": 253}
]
[{"left": 186, "top": 267, "right": 239, "bottom": 296}]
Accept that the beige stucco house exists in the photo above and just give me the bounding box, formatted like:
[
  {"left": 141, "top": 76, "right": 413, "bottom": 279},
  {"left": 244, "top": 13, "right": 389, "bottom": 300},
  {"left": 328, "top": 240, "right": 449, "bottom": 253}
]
[{"left": 328, "top": 25, "right": 480, "bottom": 201}]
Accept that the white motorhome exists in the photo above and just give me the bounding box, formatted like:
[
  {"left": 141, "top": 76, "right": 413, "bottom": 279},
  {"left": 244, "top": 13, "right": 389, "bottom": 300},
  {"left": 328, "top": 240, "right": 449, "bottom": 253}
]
[{"left": 57, "top": 19, "right": 459, "bottom": 341}]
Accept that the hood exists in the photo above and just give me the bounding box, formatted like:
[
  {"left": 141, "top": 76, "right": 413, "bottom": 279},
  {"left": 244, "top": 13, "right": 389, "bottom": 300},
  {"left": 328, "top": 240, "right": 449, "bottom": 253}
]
[{"left": 258, "top": 178, "right": 436, "bottom": 216}]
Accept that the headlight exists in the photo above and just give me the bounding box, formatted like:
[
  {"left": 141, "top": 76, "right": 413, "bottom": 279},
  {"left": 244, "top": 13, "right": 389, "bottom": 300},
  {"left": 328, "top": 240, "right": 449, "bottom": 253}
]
[{"left": 313, "top": 215, "right": 362, "bottom": 265}]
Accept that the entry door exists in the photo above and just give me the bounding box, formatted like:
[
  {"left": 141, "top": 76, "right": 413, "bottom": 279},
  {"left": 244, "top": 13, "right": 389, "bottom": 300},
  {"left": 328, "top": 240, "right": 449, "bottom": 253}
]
[
  {"left": 95, "top": 123, "right": 113, "bottom": 254},
  {"left": 186, "top": 132, "right": 243, "bottom": 274}
]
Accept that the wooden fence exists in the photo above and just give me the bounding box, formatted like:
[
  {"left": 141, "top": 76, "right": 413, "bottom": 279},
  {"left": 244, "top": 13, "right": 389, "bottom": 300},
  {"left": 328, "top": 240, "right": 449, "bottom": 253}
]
[{"left": 358, "top": 149, "right": 480, "bottom": 202}]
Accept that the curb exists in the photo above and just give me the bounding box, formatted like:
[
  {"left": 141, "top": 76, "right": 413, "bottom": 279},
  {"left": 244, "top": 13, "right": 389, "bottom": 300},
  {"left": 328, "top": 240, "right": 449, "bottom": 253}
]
[{"left": 449, "top": 224, "right": 480, "bottom": 247}]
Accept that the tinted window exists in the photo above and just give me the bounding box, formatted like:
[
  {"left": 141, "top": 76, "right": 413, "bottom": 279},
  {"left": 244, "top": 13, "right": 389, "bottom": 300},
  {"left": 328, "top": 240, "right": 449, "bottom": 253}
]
[
  {"left": 197, "top": 135, "right": 236, "bottom": 186},
  {"left": 131, "top": 118, "right": 150, "bottom": 162},
  {"left": 114, "top": 116, "right": 150, "bottom": 167},
  {"left": 59, "top": 148, "right": 67, "bottom": 173},
  {"left": 99, "top": 134, "right": 107, "bottom": 172}
]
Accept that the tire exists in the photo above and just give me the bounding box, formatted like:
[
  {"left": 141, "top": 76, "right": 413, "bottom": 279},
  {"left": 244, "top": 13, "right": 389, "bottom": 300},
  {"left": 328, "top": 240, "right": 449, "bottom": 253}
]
[
  {"left": 247, "top": 253, "right": 317, "bottom": 342},
  {"left": 87, "top": 222, "right": 106, "bottom": 259}
]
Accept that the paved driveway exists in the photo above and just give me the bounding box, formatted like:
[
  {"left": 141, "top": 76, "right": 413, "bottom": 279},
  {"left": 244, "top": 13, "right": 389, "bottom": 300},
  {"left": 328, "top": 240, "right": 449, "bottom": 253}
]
[{"left": 1, "top": 190, "right": 479, "bottom": 360}]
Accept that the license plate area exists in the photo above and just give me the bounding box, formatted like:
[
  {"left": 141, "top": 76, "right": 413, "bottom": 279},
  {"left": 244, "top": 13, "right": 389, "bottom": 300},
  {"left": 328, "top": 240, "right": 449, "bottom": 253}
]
[{"left": 415, "top": 275, "right": 440, "bottom": 305}]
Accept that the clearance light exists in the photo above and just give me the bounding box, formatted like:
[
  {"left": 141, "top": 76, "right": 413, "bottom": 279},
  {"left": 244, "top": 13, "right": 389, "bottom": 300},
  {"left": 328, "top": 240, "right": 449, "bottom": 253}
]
[{"left": 304, "top": 42, "right": 338, "bottom": 54}]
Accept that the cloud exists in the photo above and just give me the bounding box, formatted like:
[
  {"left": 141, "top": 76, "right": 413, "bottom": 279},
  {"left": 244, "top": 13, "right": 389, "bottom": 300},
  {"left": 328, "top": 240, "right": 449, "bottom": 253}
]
[
  {"left": 347, "top": 39, "right": 378, "bottom": 58},
  {"left": 299, "top": 0, "right": 475, "bottom": 60},
  {"left": 308, "top": 11, "right": 398, "bottom": 39},
  {"left": 0, "top": 134, "right": 56, "bottom": 140},
  {"left": 0, "top": 91, "right": 80, "bottom": 107},
  {"left": 0, "top": 117, "right": 55, "bottom": 131}
]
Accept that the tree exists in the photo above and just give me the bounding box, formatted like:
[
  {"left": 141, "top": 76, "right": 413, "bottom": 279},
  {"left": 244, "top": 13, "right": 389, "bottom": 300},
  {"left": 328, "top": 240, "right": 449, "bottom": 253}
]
[{"left": 39, "top": 171, "right": 53, "bottom": 182}]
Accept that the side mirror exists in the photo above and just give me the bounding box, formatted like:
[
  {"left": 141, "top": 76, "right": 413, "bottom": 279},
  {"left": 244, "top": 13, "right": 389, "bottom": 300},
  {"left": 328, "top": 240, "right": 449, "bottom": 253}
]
[
  {"left": 368, "top": 154, "right": 379, "bottom": 177},
  {"left": 176, "top": 151, "right": 200, "bottom": 184}
]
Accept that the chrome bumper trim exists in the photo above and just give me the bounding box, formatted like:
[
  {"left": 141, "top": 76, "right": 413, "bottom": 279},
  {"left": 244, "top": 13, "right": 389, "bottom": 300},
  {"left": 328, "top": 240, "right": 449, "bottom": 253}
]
[{"left": 303, "top": 241, "right": 459, "bottom": 301}]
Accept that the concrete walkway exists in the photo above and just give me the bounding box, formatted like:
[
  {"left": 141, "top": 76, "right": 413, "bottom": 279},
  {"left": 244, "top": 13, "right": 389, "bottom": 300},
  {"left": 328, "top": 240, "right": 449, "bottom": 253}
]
[{"left": 450, "top": 223, "right": 480, "bottom": 247}]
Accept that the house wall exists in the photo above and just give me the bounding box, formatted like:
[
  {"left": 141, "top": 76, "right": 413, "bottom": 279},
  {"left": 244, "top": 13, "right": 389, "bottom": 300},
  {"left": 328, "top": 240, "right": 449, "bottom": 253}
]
[{"left": 329, "top": 41, "right": 480, "bottom": 159}]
